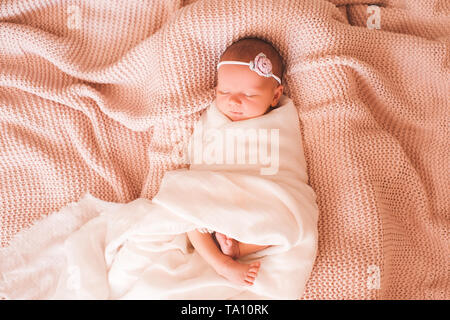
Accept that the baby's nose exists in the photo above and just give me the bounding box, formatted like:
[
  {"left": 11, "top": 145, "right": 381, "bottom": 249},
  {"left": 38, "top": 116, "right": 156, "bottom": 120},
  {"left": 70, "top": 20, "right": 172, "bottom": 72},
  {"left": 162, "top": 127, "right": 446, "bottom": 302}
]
[{"left": 229, "top": 94, "right": 243, "bottom": 104}]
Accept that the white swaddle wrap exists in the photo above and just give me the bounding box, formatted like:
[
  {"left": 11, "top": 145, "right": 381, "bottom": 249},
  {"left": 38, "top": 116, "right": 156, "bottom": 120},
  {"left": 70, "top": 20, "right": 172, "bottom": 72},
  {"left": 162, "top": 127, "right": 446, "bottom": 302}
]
[{"left": 0, "top": 95, "right": 318, "bottom": 300}]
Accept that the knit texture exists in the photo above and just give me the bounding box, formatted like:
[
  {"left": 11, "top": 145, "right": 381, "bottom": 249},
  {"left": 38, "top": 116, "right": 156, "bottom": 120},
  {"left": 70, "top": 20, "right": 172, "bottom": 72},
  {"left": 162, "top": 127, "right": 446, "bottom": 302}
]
[{"left": 0, "top": 0, "right": 448, "bottom": 299}]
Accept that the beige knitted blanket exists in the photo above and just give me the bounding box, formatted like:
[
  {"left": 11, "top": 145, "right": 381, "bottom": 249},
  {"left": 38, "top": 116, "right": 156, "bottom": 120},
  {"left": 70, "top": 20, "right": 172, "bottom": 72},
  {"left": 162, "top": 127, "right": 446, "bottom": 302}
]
[{"left": 0, "top": 0, "right": 448, "bottom": 299}]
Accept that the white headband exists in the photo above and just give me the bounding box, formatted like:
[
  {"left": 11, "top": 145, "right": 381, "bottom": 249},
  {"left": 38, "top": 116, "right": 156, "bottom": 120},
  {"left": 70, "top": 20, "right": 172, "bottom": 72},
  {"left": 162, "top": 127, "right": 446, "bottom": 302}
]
[{"left": 217, "top": 52, "right": 281, "bottom": 84}]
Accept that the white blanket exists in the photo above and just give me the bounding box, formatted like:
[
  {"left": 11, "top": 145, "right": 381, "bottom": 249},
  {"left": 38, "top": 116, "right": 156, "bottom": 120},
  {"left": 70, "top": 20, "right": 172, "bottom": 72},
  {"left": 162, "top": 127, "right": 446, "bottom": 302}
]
[{"left": 0, "top": 95, "right": 318, "bottom": 300}]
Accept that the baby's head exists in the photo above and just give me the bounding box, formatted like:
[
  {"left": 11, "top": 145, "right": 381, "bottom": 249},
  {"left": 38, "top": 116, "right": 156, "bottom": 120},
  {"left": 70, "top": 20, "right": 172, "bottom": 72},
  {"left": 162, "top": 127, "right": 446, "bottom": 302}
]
[{"left": 215, "top": 38, "right": 284, "bottom": 121}]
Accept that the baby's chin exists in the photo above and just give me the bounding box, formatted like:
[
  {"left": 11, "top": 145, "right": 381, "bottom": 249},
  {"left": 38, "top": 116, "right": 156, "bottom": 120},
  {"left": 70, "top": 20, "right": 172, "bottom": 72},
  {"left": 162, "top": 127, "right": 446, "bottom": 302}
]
[
  {"left": 227, "top": 111, "right": 268, "bottom": 121},
  {"left": 216, "top": 104, "right": 264, "bottom": 121},
  {"left": 226, "top": 111, "right": 246, "bottom": 121}
]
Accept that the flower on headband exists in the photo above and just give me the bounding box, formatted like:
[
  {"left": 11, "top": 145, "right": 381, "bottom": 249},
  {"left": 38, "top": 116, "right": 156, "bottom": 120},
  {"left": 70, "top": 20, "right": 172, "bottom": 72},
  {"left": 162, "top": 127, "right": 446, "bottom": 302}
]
[{"left": 249, "top": 53, "right": 273, "bottom": 77}]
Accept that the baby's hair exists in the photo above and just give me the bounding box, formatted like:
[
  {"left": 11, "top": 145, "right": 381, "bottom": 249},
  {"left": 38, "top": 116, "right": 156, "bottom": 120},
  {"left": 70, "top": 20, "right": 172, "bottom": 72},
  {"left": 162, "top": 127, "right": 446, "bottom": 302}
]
[{"left": 219, "top": 37, "right": 285, "bottom": 86}]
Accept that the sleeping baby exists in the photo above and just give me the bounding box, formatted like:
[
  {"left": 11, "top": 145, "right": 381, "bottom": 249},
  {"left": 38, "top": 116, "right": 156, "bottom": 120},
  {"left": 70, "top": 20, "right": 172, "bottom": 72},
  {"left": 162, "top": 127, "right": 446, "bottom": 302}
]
[
  {"left": 186, "top": 37, "right": 286, "bottom": 287},
  {"left": 0, "top": 37, "right": 317, "bottom": 299}
]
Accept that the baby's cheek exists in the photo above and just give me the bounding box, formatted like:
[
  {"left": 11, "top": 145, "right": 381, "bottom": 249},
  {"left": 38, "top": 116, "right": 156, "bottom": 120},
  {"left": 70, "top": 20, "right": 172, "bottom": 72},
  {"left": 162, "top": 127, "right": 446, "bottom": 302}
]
[
  {"left": 215, "top": 100, "right": 227, "bottom": 114},
  {"left": 248, "top": 102, "right": 267, "bottom": 117}
]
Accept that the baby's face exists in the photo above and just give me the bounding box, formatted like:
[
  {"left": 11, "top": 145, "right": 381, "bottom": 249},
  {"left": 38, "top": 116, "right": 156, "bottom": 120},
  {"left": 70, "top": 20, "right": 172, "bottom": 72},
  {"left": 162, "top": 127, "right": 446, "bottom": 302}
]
[{"left": 215, "top": 64, "right": 283, "bottom": 121}]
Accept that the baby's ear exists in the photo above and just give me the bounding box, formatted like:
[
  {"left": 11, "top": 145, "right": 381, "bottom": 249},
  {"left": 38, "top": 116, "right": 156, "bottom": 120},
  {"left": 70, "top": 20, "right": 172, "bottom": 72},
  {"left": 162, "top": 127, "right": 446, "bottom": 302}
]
[
  {"left": 271, "top": 85, "right": 284, "bottom": 106},
  {"left": 277, "top": 84, "right": 284, "bottom": 95}
]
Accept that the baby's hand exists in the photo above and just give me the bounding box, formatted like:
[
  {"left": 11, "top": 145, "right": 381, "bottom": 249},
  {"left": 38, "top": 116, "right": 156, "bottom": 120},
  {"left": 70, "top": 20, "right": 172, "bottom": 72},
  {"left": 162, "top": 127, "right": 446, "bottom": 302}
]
[{"left": 215, "top": 232, "right": 240, "bottom": 259}]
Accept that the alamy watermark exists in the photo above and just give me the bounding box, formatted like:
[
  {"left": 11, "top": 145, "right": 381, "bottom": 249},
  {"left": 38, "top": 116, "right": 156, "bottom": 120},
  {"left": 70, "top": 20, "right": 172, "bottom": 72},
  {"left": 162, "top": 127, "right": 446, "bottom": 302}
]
[
  {"left": 66, "top": 265, "right": 81, "bottom": 292},
  {"left": 168, "top": 123, "right": 280, "bottom": 176},
  {"left": 367, "top": 5, "right": 381, "bottom": 30},
  {"left": 367, "top": 265, "right": 380, "bottom": 289},
  {"left": 67, "top": 5, "right": 81, "bottom": 30}
]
